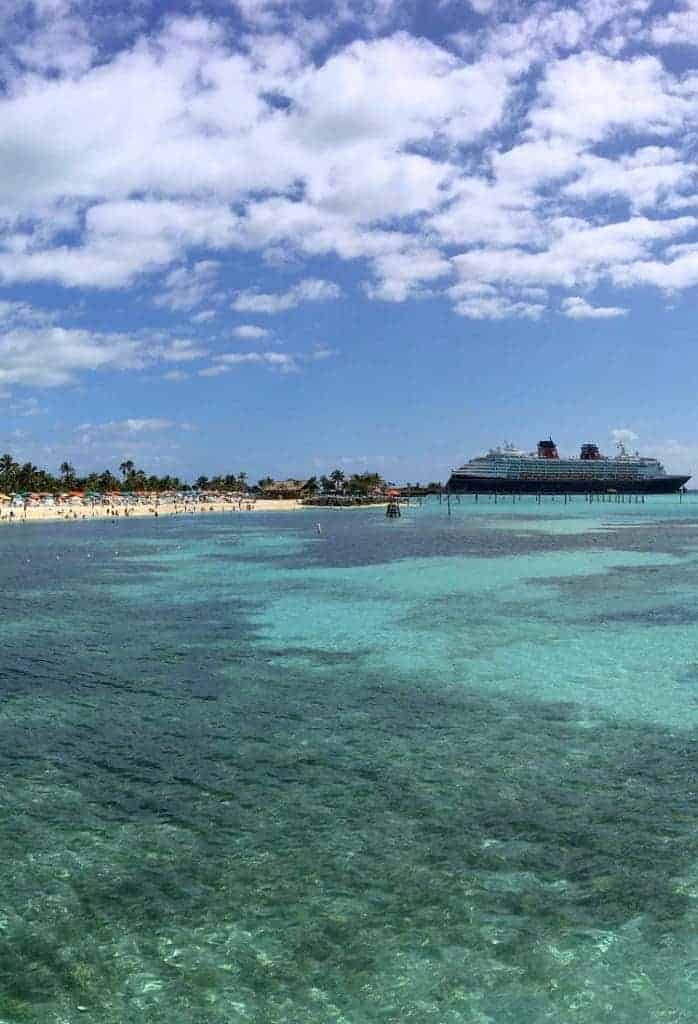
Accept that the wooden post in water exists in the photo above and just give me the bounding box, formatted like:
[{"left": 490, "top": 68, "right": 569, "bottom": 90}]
[{"left": 447, "top": 489, "right": 451, "bottom": 515}]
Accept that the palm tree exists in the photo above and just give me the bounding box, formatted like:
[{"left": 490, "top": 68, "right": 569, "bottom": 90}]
[
  {"left": 98, "top": 470, "right": 120, "bottom": 492},
  {"left": 17, "top": 462, "right": 38, "bottom": 491},
  {"left": 347, "top": 472, "right": 385, "bottom": 496},
  {"left": 60, "top": 461, "right": 76, "bottom": 487},
  {"left": 0, "top": 453, "right": 18, "bottom": 491},
  {"left": 303, "top": 476, "right": 319, "bottom": 496},
  {"left": 0, "top": 453, "right": 17, "bottom": 476},
  {"left": 330, "top": 468, "right": 345, "bottom": 493},
  {"left": 238, "top": 471, "right": 248, "bottom": 491},
  {"left": 119, "top": 460, "right": 135, "bottom": 480}
]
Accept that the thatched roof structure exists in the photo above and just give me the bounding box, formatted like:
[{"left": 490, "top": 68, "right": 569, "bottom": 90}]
[{"left": 261, "top": 478, "right": 311, "bottom": 498}]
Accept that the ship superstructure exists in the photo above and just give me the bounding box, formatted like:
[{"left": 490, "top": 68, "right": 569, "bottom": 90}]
[{"left": 447, "top": 439, "right": 690, "bottom": 494}]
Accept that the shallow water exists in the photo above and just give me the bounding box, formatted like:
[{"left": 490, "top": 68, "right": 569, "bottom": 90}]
[{"left": 1, "top": 496, "right": 698, "bottom": 1022}]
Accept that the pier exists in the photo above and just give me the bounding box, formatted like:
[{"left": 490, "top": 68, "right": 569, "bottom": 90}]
[{"left": 441, "top": 488, "right": 688, "bottom": 514}]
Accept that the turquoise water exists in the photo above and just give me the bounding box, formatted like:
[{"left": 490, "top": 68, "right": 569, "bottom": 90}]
[{"left": 1, "top": 496, "right": 698, "bottom": 1022}]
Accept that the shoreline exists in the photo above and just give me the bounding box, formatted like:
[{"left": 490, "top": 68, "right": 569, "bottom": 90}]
[
  {"left": 0, "top": 497, "right": 390, "bottom": 527},
  {"left": 0, "top": 498, "right": 306, "bottom": 526}
]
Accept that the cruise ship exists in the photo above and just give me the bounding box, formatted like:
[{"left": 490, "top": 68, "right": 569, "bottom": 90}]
[{"left": 447, "top": 439, "right": 690, "bottom": 495}]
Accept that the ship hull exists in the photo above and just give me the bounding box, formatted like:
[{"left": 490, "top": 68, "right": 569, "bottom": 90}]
[{"left": 446, "top": 474, "right": 690, "bottom": 495}]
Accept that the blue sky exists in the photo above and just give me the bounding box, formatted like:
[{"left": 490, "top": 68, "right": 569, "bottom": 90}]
[{"left": 2, "top": 0, "right": 698, "bottom": 484}]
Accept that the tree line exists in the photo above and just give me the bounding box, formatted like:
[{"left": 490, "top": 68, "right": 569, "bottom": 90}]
[{"left": 0, "top": 455, "right": 393, "bottom": 496}]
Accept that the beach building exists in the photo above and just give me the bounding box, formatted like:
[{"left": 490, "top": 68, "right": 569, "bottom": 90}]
[{"left": 260, "top": 478, "right": 313, "bottom": 499}]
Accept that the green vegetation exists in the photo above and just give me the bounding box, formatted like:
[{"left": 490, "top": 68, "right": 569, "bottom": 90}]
[
  {"left": 0, "top": 453, "right": 186, "bottom": 494},
  {"left": 0, "top": 454, "right": 392, "bottom": 496}
]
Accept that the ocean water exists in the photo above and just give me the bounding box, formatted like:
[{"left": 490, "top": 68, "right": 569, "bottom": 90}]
[{"left": 1, "top": 496, "right": 698, "bottom": 1023}]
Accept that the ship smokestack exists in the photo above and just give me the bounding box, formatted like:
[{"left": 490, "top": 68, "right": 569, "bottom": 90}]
[
  {"left": 537, "top": 438, "right": 559, "bottom": 459},
  {"left": 580, "top": 443, "right": 602, "bottom": 460}
]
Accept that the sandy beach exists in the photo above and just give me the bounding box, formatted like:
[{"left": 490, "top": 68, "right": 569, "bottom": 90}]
[{"left": 0, "top": 497, "right": 306, "bottom": 525}]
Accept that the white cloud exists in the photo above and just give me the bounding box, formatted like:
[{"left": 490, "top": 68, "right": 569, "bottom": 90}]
[
  {"left": 71, "top": 415, "right": 185, "bottom": 464},
  {"left": 198, "top": 343, "right": 338, "bottom": 376},
  {"left": 154, "top": 260, "right": 222, "bottom": 312},
  {"left": 6, "top": 395, "right": 43, "bottom": 417},
  {"left": 471, "top": 1, "right": 650, "bottom": 72},
  {"left": 453, "top": 294, "right": 545, "bottom": 320},
  {"left": 430, "top": 176, "right": 543, "bottom": 248},
  {"left": 120, "top": 417, "right": 174, "bottom": 433},
  {"left": 0, "top": 202, "right": 237, "bottom": 290},
  {"left": 232, "top": 0, "right": 288, "bottom": 29},
  {"left": 153, "top": 338, "right": 208, "bottom": 362},
  {"left": 565, "top": 146, "right": 693, "bottom": 209},
  {"left": 611, "top": 427, "right": 639, "bottom": 445},
  {"left": 232, "top": 324, "right": 271, "bottom": 339},
  {"left": 335, "top": 453, "right": 389, "bottom": 468},
  {"left": 78, "top": 418, "right": 175, "bottom": 436},
  {"left": 199, "top": 351, "right": 299, "bottom": 374},
  {"left": 0, "top": 4, "right": 698, "bottom": 327},
  {"left": 232, "top": 278, "right": 341, "bottom": 313},
  {"left": 364, "top": 247, "right": 452, "bottom": 302},
  {"left": 0, "top": 300, "right": 55, "bottom": 327},
  {"left": 286, "top": 32, "right": 512, "bottom": 153},
  {"left": 0, "top": 20, "right": 513, "bottom": 298},
  {"left": 528, "top": 53, "right": 696, "bottom": 144},
  {"left": 5, "top": 0, "right": 98, "bottom": 78},
  {"left": 465, "top": 0, "right": 497, "bottom": 13},
  {"left": 561, "top": 296, "right": 628, "bottom": 318},
  {"left": 452, "top": 216, "right": 697, "bottom": 291},
  {"left": 0, "top": 326, "right": 145, "bottom": 387},
  {"left": 197, "top": 364, "right": 229, "bottom": 378},
  {"left": 641, "top": 437, "right": 698, "bottom": 479},
  {"left": 611, "top": 245, "right": 698, "bottom": 290},
  {"left": 650, "top": 1, "right": 698, "bottom": 46},
  {"left": 0, "top": 315, "right": 206, "bottom": 389}
]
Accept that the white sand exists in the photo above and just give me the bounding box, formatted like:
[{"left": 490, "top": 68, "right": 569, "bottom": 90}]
[{"left": 0, "top": 497, "right": 306, "bottom": 525}]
